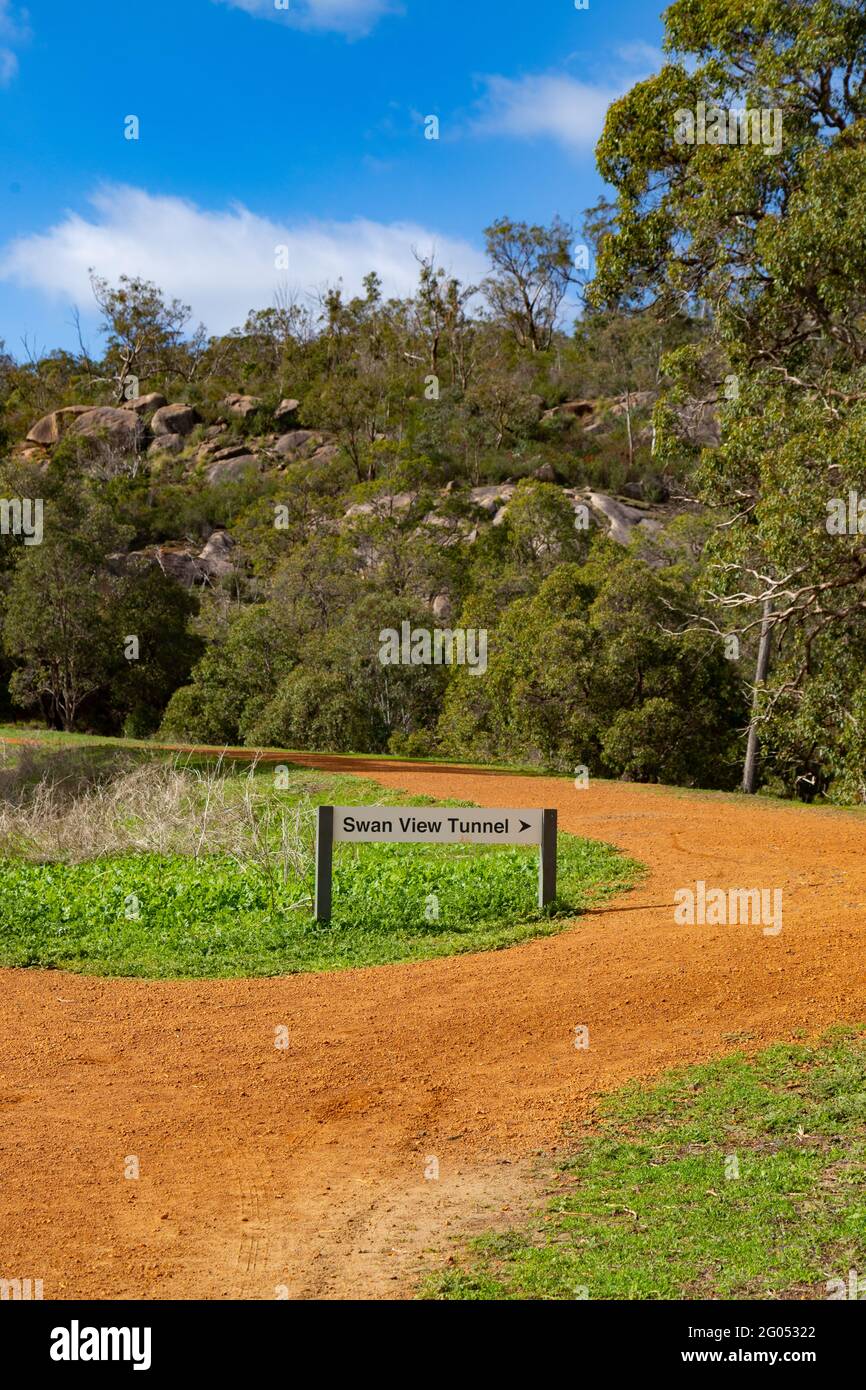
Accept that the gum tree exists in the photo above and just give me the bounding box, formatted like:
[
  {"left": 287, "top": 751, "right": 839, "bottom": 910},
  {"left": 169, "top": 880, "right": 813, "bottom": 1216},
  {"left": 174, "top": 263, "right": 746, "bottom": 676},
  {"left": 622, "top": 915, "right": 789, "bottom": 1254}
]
[
  {"left": 590, "top": 0, "right": 866, "bottom": 796},
  {"left": 482, "top": 217, "right": 576, "bottom": 353},
  {"left": 90, "top": 272, "right": 193, "bottom": 402}
]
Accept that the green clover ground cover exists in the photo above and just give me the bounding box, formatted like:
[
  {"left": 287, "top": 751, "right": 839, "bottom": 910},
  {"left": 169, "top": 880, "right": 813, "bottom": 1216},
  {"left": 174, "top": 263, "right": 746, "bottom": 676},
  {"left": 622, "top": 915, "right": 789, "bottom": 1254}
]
[{"left": 424, "top": 1030, "right": 866, "bottom": 1301}]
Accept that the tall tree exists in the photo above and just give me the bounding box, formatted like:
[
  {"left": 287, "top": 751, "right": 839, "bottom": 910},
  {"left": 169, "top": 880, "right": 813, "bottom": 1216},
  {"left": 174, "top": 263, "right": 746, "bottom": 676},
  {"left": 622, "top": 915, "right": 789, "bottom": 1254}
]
[
  {"left": 590, "top": 0, "right": 866, "bottom": 794},
  {"left": 3, "top": 498, "right": 128, "bottom": 730},
  {"left": 90, "top": 272, "right": 193, "bottom": 402},
  {"left": 482, "top": 217, "right": 575, "bottom": 352}
]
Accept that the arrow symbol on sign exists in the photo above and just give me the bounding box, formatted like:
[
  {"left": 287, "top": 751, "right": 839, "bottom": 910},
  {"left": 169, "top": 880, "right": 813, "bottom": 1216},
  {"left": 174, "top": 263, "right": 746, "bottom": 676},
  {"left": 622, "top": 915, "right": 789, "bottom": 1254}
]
[{"left": 519, "top": 820, "right": 531, "bottom": 833}]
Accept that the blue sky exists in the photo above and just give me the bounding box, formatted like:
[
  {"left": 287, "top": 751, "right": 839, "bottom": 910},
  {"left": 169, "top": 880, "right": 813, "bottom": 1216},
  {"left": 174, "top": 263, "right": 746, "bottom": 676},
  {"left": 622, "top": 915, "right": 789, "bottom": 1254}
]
[{"left": 0, "top": 0, "right": 665, "bottom": 356}]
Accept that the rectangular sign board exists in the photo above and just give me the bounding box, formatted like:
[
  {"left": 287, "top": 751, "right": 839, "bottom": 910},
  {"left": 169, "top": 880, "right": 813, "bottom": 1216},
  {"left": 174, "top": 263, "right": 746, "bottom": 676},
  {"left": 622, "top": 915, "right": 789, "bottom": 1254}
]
[
  {"left": 314, "top": 805, "right": 557, "bottom": 924},
  {"left": 332, "top": 806, "right": 544, "bottom": 846}
]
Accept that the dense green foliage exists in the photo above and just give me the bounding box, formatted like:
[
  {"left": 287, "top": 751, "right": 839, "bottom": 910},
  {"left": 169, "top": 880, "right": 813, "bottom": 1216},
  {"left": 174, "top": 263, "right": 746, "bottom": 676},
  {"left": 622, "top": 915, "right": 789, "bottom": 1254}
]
[
  {"left": 591, "top": 0, "right": 866, "bottom": 800},
  {"left": 439, "top": 541, "right": 744, "bottom": 781},
  {"left": 425, "top": 1029, "right": 866, "bottom": 1300}
]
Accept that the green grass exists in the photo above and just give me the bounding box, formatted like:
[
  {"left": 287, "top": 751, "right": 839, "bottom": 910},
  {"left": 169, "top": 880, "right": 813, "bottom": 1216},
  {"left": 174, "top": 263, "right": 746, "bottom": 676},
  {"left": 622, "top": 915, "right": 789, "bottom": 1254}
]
[
  {"left": 0, "top": 723, "right": 532, "bottom": 773},
  {"left": 0, "top": 760, "right": 642, "bottom": 979},
  {"left": 423, "top": 1029, "right": 866, "bottom": 1301},
  {"left": 0, "top": 836, "right": 636, "bottom": 978}
]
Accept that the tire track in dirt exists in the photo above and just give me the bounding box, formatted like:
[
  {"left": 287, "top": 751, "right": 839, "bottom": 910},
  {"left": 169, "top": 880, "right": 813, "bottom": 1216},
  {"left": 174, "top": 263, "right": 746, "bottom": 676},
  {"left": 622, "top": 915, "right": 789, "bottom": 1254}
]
[{"left": 1, "top": 755, "right": 865, "bottom": 1299}]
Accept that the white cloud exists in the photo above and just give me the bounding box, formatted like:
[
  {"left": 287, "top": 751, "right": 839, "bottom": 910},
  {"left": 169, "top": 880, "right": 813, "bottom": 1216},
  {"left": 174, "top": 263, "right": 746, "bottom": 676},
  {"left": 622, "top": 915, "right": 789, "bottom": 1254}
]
[
  {"left": 470, "top": 73, "right": 623, "bottom": 154},
  {"left": 0, "top": 0, "right": 30, "bottom": 86},
  {"left": 0, "top": 47, "right": 17, "bottom": 85},
  {"left": 470, "top": 48, "right": 660, "bottom": 156},
  {"left": 0, "top": 0, "right": 27, "bottom": 39},
  {"left": 213, "top": 0, "right": 401, "bottom": 38},
  {"left": 0, "top": 185, "right": 487, "bottom": 336}
]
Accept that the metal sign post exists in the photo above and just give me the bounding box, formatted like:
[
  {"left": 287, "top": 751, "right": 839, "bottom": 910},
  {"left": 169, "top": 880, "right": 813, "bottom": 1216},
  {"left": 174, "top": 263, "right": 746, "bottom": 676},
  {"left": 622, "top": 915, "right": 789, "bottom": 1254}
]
[
  {"left": 314, "top": 805, "right": 556, "bottom": 925},
  {"left": 539, "top": 808, "right": 558, "bottom": 911},
  {"left": 314, "top": 804, "right": 334, "bottom": 924}
]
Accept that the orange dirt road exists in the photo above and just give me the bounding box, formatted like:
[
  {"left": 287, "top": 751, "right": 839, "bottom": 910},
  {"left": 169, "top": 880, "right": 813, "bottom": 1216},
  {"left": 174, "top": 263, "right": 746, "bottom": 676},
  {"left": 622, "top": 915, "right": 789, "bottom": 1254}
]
[{"left": 1, "top": 759, "right": 865, "bottom": 1300}]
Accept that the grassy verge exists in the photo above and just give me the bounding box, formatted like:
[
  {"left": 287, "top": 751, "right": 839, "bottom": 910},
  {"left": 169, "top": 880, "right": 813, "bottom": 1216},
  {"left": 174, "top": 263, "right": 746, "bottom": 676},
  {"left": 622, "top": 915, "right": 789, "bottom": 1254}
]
[
  {"left": 423, "top": 1029, "right": 866, "bottom": 1301},
  {"left": 0, "top": 724, "right": 532, "bottom": 774},
  {"left": 5, "top": 725, "right": 863, "bottom": 818},
  {"left": 0, "top": 751, "right": 642, "bottom": 978}
]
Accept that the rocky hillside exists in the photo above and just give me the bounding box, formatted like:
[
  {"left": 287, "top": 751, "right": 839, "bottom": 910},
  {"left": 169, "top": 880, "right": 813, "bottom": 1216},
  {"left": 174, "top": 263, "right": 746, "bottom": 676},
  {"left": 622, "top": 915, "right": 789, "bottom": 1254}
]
[
  {"left": 14, "top": 388, "right": 708, "bottom": 590},
  {"left": 0, "top": 251, "right": 751, "bottom": 792}
]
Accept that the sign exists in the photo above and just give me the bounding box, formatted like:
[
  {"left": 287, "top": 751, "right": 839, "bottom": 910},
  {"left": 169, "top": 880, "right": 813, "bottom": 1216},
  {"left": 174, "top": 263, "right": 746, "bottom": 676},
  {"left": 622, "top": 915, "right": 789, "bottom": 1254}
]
[
  {"left": 314, "top": 805, "right": 557, "bottom": 924},
  {"left": 332, "top": 806, "right": 544, "bottom": 845}
]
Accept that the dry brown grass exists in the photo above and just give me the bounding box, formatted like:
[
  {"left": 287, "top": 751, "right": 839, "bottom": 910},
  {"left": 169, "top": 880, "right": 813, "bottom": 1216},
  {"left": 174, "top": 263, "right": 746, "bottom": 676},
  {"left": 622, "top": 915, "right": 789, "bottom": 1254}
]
[{"left": 0, "top": 748, "right": 316, "bottom": 902}]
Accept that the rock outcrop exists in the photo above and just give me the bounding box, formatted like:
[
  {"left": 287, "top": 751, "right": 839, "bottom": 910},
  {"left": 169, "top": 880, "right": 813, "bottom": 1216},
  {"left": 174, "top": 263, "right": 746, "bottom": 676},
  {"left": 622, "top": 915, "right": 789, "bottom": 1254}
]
[
  {"left": 27, "top": 399, "right": 196, "bottom": 451},
  {"left": 221, "top": 393, "right": 262, "bottom": 419},
  {"left": 608, "top": 390, "right": 656, "bottom": 417},
  {"left": 120, "top": 393, "right": 167, "bottom": 415},
  {"left": 26, "top": 406, "right": 93, "bottom": 445},
  {"left": 675, "top": 398, "right": 721, "bottom": 448},
  {"left": 198, "top": 530, "right": 236, "bottom": 577},
  {"left": 542, "top": 399, "right": 595, "bottom": 423},
  {"left": 148, "top": 434, "right": 185, "bottom": 457},
  {"left": 532, "top": 461, "right": 558, "bottom": 482},
  {"left": 583, "top": 490, "right": 661, "bottom": 545},
  {"left": 469, "top": 483, "right": 516, "bottom": 514},
  {"left": 272, "top": 430, "right": 324, "bottom": 460},
  {"left": 308, "top": 443, "right": 339, "bottom": 466},
  {"left": 108, "top": 530, "right": 237, "bottom": 587},
  {"left": 151, "top": 403, "right": 198, "bottom": 436},
  {"left": 206, "top": 455, "right": 261, "bottom": 484},
  {"left": 198, "top": 441, "right": 253, "bottom": 464},
  {"left": 66, "top": 407, "right": 146, "bottom": 449}
]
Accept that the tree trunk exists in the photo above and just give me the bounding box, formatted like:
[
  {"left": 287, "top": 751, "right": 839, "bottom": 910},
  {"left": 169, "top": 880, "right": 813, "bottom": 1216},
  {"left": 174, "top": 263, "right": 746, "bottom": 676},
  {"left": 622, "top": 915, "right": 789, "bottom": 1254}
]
[
  {"left": 741, "top": 598, "right": 774, "bottom": 794},
  {"left": 624, "top": 388, "right": 634, "bottom": 467}
]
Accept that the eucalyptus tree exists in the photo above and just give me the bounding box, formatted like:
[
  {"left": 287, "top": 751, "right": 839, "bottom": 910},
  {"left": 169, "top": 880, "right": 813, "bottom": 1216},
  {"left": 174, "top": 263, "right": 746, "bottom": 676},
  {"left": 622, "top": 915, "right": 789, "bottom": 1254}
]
[{"left": 590, "top": 0, "right": 866, "bottom": 795}]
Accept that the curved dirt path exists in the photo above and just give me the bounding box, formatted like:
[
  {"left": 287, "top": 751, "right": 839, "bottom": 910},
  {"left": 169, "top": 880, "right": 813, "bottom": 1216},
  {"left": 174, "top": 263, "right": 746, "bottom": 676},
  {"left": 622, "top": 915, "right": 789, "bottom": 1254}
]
[{"left": 1, "top": 756, "right": 865, "bottom": 1300}]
